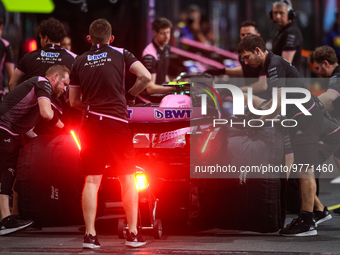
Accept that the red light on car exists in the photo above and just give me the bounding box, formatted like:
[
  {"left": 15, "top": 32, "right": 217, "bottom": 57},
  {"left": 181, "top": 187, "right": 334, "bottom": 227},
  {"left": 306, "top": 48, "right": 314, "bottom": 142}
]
[
  {"left": 70, "top": 130, "right": 81, "bottom": 151},
  {"left": 134, "top": 167, "right": 149, "bottom": 192}
]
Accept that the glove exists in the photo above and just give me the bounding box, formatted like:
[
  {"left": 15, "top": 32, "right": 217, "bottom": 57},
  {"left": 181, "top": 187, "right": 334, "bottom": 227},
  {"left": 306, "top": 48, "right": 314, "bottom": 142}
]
[
  {"left": 204, "top": 68, "right": 226, "bottom": 76},
  {"left": 126, "top": 92, "right": 136, "bottom": 106}
]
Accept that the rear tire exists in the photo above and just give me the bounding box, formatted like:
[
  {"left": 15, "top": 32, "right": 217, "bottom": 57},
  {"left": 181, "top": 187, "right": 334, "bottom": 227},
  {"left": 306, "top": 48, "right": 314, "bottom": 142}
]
[
  {"left": 153, "top": 219, "right": 162, "bottom": 239},
  {"left": 117, "top": 218, "right": 127, "bottom": 239}
]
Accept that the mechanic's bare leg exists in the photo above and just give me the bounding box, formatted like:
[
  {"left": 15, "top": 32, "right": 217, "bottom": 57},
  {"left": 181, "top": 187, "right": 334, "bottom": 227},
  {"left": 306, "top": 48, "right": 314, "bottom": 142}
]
[
  {"left": 0, "top": 194, "right": 11, "bottom": 219},
  {"left": 314, "top": 194, "right": 324, "bottom": 211},
  {"left": 11, "top": 191, "right": 19, "bottom": 216},
  {"left": 299, "top": 169, "right": 316, "bottom": 213},
  {"left": 119, "top": 174, "right": 138, "bottom": 235},
  {"left": 11, "top": 179, "right": 19, "bottom": 216},
  {"left": 82, "top": 175, "right": 102, "bottom": 236}
]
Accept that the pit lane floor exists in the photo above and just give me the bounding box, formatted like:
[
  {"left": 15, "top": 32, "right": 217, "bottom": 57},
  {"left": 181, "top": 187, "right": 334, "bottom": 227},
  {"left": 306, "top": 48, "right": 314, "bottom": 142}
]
[{"left": 1, "top": 174, "right": 340, "bottom": 255}]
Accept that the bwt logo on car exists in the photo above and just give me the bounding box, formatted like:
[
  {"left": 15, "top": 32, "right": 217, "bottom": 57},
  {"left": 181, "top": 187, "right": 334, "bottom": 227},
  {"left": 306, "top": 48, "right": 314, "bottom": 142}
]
[
  {"left": 154, "top": 109, "right": 192, "bottom": 120},
  {"left": 200, "top": 84, "right": 312, "bottom": 128},
  {"left": 87, "top": 52, "right": 107, "bottom": 61},
  {"left": 41, "top": 50, "right": 60, "bottom": 58}
]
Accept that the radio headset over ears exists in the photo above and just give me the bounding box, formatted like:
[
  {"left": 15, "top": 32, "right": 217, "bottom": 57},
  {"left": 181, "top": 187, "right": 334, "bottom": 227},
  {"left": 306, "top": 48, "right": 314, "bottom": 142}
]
[{"left": 269, "top": 0, "right": 296, "bottom": 21}]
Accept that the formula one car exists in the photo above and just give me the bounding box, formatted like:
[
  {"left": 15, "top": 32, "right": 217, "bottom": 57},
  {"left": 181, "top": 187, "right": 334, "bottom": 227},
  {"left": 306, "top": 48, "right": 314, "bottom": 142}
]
[{"left": 15, "top": 73, "right": 286, "bottom": 235}]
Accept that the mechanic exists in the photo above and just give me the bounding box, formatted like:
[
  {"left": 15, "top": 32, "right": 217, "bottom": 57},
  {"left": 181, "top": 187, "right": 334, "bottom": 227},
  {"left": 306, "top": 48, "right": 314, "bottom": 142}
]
[
  {"left": 309, "top": 46, "right": 340, "bottom": 216},
  {"left": 7, "top": 18, "right": 76, "bottom": 217},
  {"left": 69, "top": 19, "right": 151, "bottom": 249},
  {"left": 138, "top": 17, "right": 174, "bottom": 104},
  {"left": 205, "top": 21, "right": 268, "bottom": 97},
  {"left": 0, "top": 17, "right": 14, "bottom": 100},
  {"left": 10, "top": 17, "right": 76, "bottom": 133},
  {"left": 0, "top": 65, "right": 69, "bottom": 236},
  {"left": 9, "top": 17, "right": 76, "bottom": 90},
  {"left": 238, "top": 34, "right": 323, "bottom": 236},
  {"left": 270, "top": 0, "right": 303, "bottom": 73}
]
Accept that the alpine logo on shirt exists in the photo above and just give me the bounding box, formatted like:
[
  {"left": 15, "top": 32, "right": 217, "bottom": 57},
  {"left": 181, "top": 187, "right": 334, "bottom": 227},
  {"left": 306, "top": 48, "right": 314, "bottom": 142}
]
[
  {"left": 41, "top": 50, "right": 60, "bottom": 58},
  {"left": 87, "top": 52, "right": 107, "bottom": 61},
  {"left": 85, "top": 52, "right": 111, "bottom": 67},
  {"left": 36, "top": 50, "right": 62, "bottom": 63}
]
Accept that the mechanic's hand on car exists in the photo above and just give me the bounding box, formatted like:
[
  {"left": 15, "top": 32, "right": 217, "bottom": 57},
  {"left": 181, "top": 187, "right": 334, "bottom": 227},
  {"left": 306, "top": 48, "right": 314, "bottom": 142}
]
[
  {"left": 126, "top": 92, "right": 136, "bottom": 106},
  {"left": 204, "top": 68, "right": 226, "bottom": 76}
]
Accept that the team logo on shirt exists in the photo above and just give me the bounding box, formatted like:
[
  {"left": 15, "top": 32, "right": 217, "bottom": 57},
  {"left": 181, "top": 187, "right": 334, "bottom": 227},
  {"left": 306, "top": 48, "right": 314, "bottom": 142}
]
[
  {"left": 41, "top": 50, "right": 60, "bottom": 58},
  {"left": 87, "top": 52, "right": 107, "bottom": 61}
]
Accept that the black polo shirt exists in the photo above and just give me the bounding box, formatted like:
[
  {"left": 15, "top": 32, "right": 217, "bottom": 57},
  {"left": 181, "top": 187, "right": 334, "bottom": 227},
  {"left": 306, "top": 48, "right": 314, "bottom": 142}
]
[
  {"left": 0, "top": 38, "right": 14, "bottom": 90},
  {"left": 260, "top": 51, "right": 314, "bottom": 118},
  {"left": 0, "top": 76, "right": 53, "bottom": 135},
  {"left": 272, "top": 22, "right": 303, "bottom": 73},
  {"left": 70, "top": 44, "right": 139, "bottom": 121},
  {"left": 17, "top": 44, "right": 76, "bottom": 79}
]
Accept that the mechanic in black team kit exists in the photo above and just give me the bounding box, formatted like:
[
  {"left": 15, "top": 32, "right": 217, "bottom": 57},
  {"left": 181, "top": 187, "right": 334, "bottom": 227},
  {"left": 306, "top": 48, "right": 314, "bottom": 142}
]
[
  {"left": 0, "top": 65, "right": 69, "bottom": 235},
  {"left": 139, "top": 17, "right": 174, "bottom": 103},
  {"left": 309, "top": 46, "right": 340, "bottom": 215},
  {"left": 69, "top": 19, "right": 151, "bottom": 249},
  {"left": 9, "top": 17, "right": 76, "bottom": 136},
  {"left": 9, "top": 17, "right": 76, "bottom": 90},
  {"left": 238, "top": 34, "right": 323, "bottom": 236}
]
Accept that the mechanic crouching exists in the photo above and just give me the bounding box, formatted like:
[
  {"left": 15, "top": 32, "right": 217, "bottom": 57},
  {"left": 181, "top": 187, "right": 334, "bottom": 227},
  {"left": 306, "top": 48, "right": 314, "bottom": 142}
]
[{"left": 0, "top": 65, "right": 69, "bottom": 235}]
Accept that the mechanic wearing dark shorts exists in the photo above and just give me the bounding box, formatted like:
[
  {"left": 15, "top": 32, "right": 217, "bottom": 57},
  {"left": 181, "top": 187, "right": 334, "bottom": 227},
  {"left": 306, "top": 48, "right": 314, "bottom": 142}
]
[
  {"left": 238, "top": 34, "right": 322, "bottom": 236},
  {"left": 69, "top": 19, "right": 151, "bottom": 249},
  {"left": 0, "top": 65, "right": 69, "bottom": 235},
  {"left": 309, "top": 45, "right": 340, "bottom": 215}
]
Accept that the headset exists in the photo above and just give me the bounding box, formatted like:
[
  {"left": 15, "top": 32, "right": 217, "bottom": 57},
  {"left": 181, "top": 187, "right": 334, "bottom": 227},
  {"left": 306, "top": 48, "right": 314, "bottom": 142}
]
[{"left": 269, "top": 0, "right": 296, "bottom": 21}]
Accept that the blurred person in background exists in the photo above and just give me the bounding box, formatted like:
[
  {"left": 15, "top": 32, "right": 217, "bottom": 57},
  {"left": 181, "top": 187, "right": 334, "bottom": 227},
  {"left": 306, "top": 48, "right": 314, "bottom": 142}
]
[
  {"left": 177, "top": 4, "right": 212, "bottom": 45},
  {"left": 0, "top": 17, "right": 15, "bottom": 101},
  {"left": 138, "top": 17, "right": 174, "bottom": 103},
  {"left": 61, "top": 35, "right": 72, "bottom": 51}
]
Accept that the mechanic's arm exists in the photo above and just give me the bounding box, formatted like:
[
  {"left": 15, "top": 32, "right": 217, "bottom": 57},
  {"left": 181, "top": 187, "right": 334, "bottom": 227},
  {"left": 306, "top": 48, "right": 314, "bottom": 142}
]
[
  {"left": 4, "top": 63, "right": 14, "bottom": 82},
  {"left": 318, "top": 91, "right": 338, "bottom": 112},
  {"left": 38, "top": 98, "right": 64, "bottom": 128},
  {"left": 281, "top": 51, "right": 296, "bottom": 64},
  {"left": 145, "top": 74, "right": 174, "bottom": 95},
  {"left": 243, "top": 93, "right": 266, "bottom": 108},
  {"left": 69, "top": 86, "right": 82, "bottom": 110},
  {"left": 260, "top": 89, "right": 282, "bottom": 121},
  {"left": 205, "top": 66, "right": 244, "bottom": 77},
  {"left": 241, "top": 76, "right": 267, "bottom": 94},
  {"left": 128, "top": 61, "right": 151, "bottom": 96},
  {"left": 9, "top": 69, "right": 26, "bottom": 91}
]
